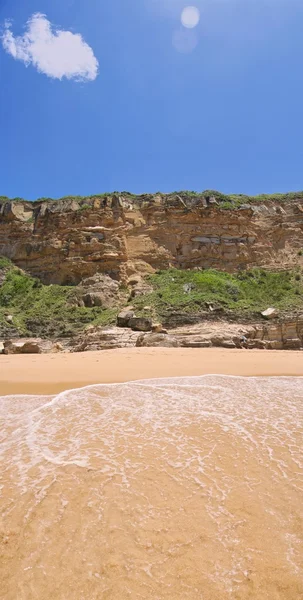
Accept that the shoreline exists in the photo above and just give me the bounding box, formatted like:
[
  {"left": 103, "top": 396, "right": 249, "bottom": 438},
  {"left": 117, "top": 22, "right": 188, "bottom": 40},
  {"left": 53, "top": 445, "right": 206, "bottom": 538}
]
[{"left": 1, "top": 347, "right": 303, "bottom": 396}]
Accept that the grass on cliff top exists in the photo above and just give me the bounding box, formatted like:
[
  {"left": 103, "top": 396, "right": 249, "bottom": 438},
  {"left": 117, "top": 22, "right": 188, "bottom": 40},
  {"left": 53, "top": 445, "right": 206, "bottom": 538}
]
[
  {"left": 1, "top": 190, "right": 303, "bottom": 209},
  {"left": 132, "top": 268, "right": 303, "bottom": 321},
  {"left": 0, "top": 261, "right": 117, "bottom": 338}
]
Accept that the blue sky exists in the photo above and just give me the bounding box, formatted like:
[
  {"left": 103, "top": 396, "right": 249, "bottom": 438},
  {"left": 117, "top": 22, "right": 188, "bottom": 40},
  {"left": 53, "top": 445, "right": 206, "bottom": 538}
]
[{"left": 0, "top": 0, "right": 303, "bottom": 200}]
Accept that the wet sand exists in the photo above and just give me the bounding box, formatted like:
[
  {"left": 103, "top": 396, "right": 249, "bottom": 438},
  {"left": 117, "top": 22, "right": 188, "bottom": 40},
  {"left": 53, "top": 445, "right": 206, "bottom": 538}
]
[
  {"left": 1, "top": 375, "right": 302, "bottom": 599},
  {"left": 0, "top": 347, "right": 303, "bottom": 395}
]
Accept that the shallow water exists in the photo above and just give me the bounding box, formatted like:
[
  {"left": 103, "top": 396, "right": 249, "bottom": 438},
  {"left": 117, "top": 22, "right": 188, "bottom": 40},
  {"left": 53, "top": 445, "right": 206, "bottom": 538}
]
[{"left": 1, "top": 376, "right": 303, "bottom": 599}]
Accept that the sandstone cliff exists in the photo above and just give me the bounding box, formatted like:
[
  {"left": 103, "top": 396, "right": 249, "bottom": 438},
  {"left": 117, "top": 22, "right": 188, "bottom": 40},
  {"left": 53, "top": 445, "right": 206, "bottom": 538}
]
[{"left": 1, "top": 192, "right": 303, "bottom": 284}]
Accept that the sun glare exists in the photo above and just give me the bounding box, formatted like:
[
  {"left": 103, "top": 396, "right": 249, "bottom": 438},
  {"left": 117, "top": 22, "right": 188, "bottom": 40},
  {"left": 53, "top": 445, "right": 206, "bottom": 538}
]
[{"left": 181, "top": 6, "right": 200, "bottom": 29}]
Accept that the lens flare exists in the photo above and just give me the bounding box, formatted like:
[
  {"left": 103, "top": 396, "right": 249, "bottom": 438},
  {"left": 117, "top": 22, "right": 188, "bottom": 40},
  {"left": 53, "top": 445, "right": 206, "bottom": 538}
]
[{"left": 181, "top": 6, "right": 200, "bottom": 29}]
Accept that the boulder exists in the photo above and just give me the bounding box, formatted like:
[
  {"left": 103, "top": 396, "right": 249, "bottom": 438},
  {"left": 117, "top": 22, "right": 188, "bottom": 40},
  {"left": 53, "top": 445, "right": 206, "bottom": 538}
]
[
  {"left": 129, "top": 317, "right": 153, "bottom": 332},
  {"left": 81, "top": 273, "right": 120, "bottom": 309},
  {"left": 6, "top": 315, "right": 13, "bottom": 323},
  {"left": 261, "top": 307, "right": 279, "bottom": 319},
  {"left": 0, "top": 341, "right": 4, "bottom": 354},
  {"left": 3, "top": 338, "right": 53, "bottom": 354},
  {"left": 83, "top": 292, "right": 104, "bottom": 307},
  {"left": 117, "top": 310, "right": 135, "bottom": 327},
  {"left": 136, "top": 333, "right": 180, "bottom": 348}
]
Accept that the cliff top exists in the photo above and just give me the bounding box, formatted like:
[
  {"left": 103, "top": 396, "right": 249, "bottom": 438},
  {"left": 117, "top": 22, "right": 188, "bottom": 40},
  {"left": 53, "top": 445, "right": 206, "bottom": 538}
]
[{"left": 1, "top": 189, "right": 303, "bottom": 212}]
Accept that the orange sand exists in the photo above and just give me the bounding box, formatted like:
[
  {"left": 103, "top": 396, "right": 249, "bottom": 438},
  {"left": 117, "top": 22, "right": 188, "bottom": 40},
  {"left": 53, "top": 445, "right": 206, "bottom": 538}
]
[{"left": 1, "top": 347, "right": 302, "bottom": 395}]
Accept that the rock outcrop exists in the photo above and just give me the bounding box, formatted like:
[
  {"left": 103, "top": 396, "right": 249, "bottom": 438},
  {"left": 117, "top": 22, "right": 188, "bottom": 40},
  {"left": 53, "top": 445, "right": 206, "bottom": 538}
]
[
  {"left": 117, "top": 310, "right": 153, "bottom": 331},
  {"left": 71, "top": 326, "right": 141, "bottom": 352},
  {"left": 3, "top": 317, "right": 302, "bottom": 353},
  {"left": 248, "top": 318, "right": 303, "bottom": 350},
  {"left": 136, "top": 319, "right": 303, "bottom": 350},
  {"left": 1, "top": 193, "right": 303, "bottom": 284}
]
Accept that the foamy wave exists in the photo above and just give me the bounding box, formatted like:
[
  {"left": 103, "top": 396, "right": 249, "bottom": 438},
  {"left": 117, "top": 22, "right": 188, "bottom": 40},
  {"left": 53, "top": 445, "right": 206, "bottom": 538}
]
[{"left": 1, "top": 376, "right": 303, "bottom": 599}]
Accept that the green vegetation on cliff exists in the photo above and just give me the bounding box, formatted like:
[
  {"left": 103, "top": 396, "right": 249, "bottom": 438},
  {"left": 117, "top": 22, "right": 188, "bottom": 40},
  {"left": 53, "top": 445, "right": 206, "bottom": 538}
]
[
  {"left": 0, "top": 256, "right": 12, "bottom": 269},
  {"left": 132, "top": 268, "right": 303, "bottom": 323},
  {"left": 1, "top": 260, "right": 302, "bottom": 339},
  {"left": 0, "top": 261, "right": 117, "bottom": 338}
]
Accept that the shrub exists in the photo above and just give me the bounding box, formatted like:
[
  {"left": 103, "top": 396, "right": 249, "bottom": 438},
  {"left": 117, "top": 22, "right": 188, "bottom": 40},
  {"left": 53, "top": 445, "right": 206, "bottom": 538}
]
[{"left": 0, "top": 256, "right": 12, "bottom": 269}]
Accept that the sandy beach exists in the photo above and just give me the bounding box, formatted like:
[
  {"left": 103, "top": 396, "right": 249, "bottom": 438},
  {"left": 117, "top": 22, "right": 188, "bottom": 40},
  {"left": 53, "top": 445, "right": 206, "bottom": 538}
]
[
  {"left": 1, "top": 347, "right": 302, "bottom": 395},
  {"left": 1, "top": 349, "right": 303, "bottom": 598}
]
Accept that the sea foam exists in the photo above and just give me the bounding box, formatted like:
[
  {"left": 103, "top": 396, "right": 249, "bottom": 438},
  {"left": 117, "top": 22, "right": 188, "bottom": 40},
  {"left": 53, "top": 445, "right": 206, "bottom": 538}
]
[{"left": 1, "top": 376, "right": 302, "bottom": 599}]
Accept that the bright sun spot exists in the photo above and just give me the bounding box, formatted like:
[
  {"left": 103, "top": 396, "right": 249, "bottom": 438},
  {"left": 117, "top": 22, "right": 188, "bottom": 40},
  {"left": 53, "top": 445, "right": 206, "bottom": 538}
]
[{"left": 181, "top": 6, "right": 200, "bottom": 29}]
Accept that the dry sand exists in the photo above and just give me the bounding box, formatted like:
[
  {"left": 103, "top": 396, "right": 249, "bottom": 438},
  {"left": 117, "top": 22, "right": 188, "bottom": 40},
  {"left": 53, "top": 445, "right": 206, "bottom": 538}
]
[{"left": 1, "top": 347, "right": 302, "bottom": 395}]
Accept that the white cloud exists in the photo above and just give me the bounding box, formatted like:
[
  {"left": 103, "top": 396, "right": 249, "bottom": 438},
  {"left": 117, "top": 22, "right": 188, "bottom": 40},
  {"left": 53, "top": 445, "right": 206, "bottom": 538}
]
[{"left": 1, "top": 13, "right": 98, "bottom": 82}]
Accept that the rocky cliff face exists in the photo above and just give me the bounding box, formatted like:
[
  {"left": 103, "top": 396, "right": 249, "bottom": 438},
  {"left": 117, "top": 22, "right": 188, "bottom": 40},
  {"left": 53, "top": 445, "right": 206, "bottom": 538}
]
[{"left": 1, "top": 193, "right": 303, "bottom": 284}]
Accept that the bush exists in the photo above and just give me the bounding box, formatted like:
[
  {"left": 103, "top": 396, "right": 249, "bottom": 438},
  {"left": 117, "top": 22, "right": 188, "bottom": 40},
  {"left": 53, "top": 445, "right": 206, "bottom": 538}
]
[
  {"left": 0, "top": 267, "right": 118, "bottom": 338},
  {"left": 131, "top": 267, "right": 303, "bottom": 320},
  {"left": 0, "top": 256, "right": 12, "bottom": 269}
]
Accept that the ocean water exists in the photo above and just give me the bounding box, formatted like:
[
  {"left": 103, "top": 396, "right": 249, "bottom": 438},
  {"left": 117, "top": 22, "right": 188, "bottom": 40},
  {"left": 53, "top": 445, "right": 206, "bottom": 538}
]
[{"left": 0, "top": 375, "right": 302, "bottom": 599}]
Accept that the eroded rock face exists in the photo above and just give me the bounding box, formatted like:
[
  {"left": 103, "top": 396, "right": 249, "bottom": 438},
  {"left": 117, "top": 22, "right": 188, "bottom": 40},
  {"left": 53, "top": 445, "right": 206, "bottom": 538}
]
[
  {"left": 1, "top": 194, "right": 302, "bottom": 284},
  {"left": 0, "top": 201, "right": 34, "bottom": 223},
  {"left": 249, "top": 318, "right": 303, "bottom": 349}
]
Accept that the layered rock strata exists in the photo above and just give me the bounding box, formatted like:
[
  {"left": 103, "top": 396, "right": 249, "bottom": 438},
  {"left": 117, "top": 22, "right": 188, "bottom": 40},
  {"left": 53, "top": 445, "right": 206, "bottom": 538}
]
[
  {"left": 1, "top": 194, "right": 303, "bottom": 284},
  {"left": 3, "top": 318, "right": 302, "bottom": 354}
]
